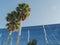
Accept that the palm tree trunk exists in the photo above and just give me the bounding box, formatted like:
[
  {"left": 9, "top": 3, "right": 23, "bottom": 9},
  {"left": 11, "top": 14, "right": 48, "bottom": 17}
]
[
  {"left": 0, "top": 34, "right": 4, "bottom": 45},
  {"left": 28, "top": 30, "right": 30, "bottom": 43},
  {"left": 6, "top": 31, "right": 12, "bottom": 45},
  {"left": 16, "top": 20, "right": 22, "bottom": 45},
  {"left": 10, "top": 37, "right": 13, "bottom": 45},
  {"left": 0, "top": 34, "right": 2, "bottom": 45}
]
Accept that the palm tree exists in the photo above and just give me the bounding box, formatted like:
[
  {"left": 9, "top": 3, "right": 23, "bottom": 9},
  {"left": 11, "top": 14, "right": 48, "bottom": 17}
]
[
  {"left": 28, "top": 41, "right": 32, "bottom": 45},
  {"left": 31, "top": 40, "right": 37, "bottom": 45},
  {"left": 6, "top": 11, "right": 20, "bottom": 45},
  {"left": 27, "top": 39, "right": 37, "bottom": 45},
  {"left": 16, "top": 3, "right": 31, "bottom": 45}
]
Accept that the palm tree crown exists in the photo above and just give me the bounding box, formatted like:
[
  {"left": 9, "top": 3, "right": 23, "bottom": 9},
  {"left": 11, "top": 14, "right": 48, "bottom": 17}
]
[
  {"left": 6, "top": 11, "right": 20, "bottom": 32},
  {"left": 16, "top": 3, "right": 31, "bottom": 21}
]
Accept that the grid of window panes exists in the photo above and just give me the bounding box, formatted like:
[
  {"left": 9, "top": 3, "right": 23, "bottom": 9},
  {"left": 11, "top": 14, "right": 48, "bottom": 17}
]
[{"left": 0, "top": 24, "right": 60, "bottom": 45}]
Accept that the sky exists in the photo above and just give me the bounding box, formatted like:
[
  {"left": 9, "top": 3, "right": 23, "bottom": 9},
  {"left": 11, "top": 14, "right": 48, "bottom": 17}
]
[{"left": 0, "top": 0, "right": 60, "bottom": 28}]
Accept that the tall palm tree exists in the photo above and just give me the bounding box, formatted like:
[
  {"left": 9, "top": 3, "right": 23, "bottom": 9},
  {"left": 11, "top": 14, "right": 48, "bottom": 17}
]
[
  {"left": 16, "top": 3, "right": 31, "bottom": 45},
  {"left": 6, "top": 11, "right": 20, "bottom": 45}
]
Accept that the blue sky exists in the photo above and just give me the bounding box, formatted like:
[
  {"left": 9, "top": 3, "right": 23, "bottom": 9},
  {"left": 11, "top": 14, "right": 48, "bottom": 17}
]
[{"left": 0, "top": 0, "right": 60, "bottom": 28}]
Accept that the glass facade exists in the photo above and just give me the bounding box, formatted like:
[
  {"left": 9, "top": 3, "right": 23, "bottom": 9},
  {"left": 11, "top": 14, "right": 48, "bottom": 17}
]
[{"left": 0, "top": 24, "right": 60, "bottom": 45}]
